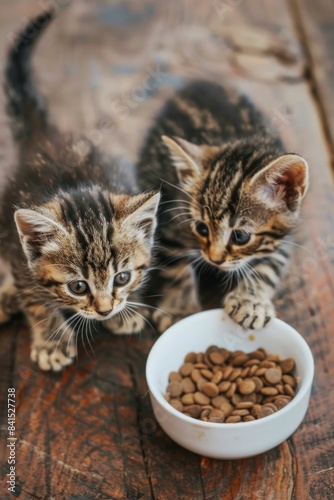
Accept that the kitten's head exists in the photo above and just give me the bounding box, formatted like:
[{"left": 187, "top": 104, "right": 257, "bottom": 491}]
[
  {"left": 162, "top": 135, "right": 309, "bottom": 270},
  {"left": 15, "top": 187, "right": 160, "bottom": 320}
]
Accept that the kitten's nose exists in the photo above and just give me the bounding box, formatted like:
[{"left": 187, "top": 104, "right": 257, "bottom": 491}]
[{"left": 97, "top": 309, "right": 112, "bottom": 317}]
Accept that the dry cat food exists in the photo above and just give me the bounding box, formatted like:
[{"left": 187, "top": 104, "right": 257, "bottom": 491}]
[{"left": 165, "top": 346, "right": 298, "bottom": 423}]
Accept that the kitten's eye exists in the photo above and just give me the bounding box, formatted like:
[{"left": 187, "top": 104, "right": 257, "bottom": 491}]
[
  {"left": 68, "top": 280, "right": 89, "bottom": 295},
  {"left": 114, "top": 272, "right": 131, "bottom": 287},
  {"left": 195, "top": 221, "right": 209, "bottom": 237},
  {"left": 231, "top": 230, "right": 251, "bottom": 246}
]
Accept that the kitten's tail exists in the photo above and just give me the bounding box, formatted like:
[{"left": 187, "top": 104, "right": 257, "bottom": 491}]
[{"left": 4, "top": 9, "right": 54, "bottom": 143}]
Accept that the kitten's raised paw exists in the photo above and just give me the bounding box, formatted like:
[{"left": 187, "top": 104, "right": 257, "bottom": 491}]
[
  {"left": 31, "top": 338, "right": 76, "bottom": 372},
  {"left": 152, "top": 308, "right": 198, "bottom": 335},
  {"left": 224, "top": 292, "right": 275, "bottom": 329},
  {"left": 104, "top": 313, "right": 146, "bottom": 335}
]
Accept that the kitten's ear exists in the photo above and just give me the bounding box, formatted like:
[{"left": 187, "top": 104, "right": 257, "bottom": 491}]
[
  {"left": 122, "top": 192, "right": 161, "bottom": 242},
  {"left": 251, "top": 154, "right": 309, "bottom": 211},
  {"left": 162, "top": 135, "right": 205, "bottom": 187},
  {"left": 14, "top": 208, "right": 66, "bottom": 265}
]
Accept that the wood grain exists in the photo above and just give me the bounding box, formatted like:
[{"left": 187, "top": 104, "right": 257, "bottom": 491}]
[{"left": 0, "top": 0, "right": 334, "bottom": 498}]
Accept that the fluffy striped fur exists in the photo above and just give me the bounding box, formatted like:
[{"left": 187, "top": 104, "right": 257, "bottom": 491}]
[
  {"left": 137, "top": 81, "right": 309, "bottom": 331},
  {"left": 0, "top": 10, "right": 160, "bottom": 371}
]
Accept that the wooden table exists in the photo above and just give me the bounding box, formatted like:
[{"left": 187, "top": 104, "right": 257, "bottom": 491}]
[{"left": 1, "top": 1, "right": 334, "bottom": 498}]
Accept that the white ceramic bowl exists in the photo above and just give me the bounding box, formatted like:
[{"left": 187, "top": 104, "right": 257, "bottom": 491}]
[{"left": 146, "top": 309, "right": 314, "bottom": 459}]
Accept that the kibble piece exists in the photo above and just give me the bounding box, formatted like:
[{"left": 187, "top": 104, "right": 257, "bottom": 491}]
[
  {"left": 191, "top": 369, "right": 201, "bottom": 383},
  {"left": 185, "top": 352, "right": 197, "bottom": 363},
  {"left": 196, "top": 352, "right": 204, "bottom": 363},
  {"left": 180, "top": 362, "right": 194, "bottom": 377},
  {"left": 202, "top": 382, "right": 219, "bottom": 398},
  {"left": 239, "top": 378, "right": 256, "bottom": 395},
  {"left": 241, "top": 393, "right": 257, "bottom": 404},
  {"left": 170, "top": 399, "right": 183, "bottom": 412},
  {"left": 181, "top": 393, "right": 195, "bottom": 405},
  {"left": 220, "top": 402, "right": 233, "bottom": 417},
  {"left": 197, "top": 377, "right": 207, "bottom": 392},
  {"left": 167, "top": 381, "right": 182, "bottom": 398},
  {"left": 181, "top": 377, "right": 196, "bottom": 394},
  {"left": 280, "top": 358, "right": 295, "bottom": 374},
  {"left": 241, "top": 367, "right": 250, "bottom": 378},
  {"left": 231, "top": 409, "right": 249, "bottom": 417},
  {"left": 264, "top": 367, "right": 282, "bottom": 385},
  {"left": 261, "top": 387, "right": 279, "bottom": 396},
  {"left": 231, "top": 394, "right": 242, "bottom": 405},
  {"left": 209, "top": 409, "right": 224, "bottom": 420},
  {"left": 244, "top": 358, "right": 260, "bottom": 367},
  {"left": 212, "top": 371, "right": 223, "bottom": 385},
  {"left": 282, "top": 374, "right": 297, "bottom": 389},
  {"left": 201, "top": 369, "right": 214, "bottom": 380},
  {"left": 236, "top": 401, "right": 253, "bottom": 409},
  {"left": 243, "top": 415, "right": 255, "bottom": 422},
  {"left": 169, "top": 371, "right": 182, "bottom": 382},
  {"left": 219, "top": 348, "right": 230, "bottom": 362},
  {"left": 225, "top": 415, "right": 242, "bottom": 423},
  {"left": 256, "top": 393, "right": 264, "bottom": 404},
  {"left": 251, "top": 404, "right": 262, "bottom": 418},
  {"left": 258, "top": 405, "right": 275, "bottom": 419},
  {"left": 194, "top": 392, "right": 210, "bottom": 406},
  {"left": 209, "top": 351, "right": 225, "bottom": 365},
  {"left": 186, "top": 404, "right": 202, "bottom": 418},
  {"left": 225, "top": 382, "right": 237, "bottom": 399},
  {"left": 252, "top": 376, "right": 263, "bottom": 392},
  {"left": 218, "top": 380, "right": 231, "bottom": 393},
  {"left": 274, "top": 397, "right": 291, "bottom": 410},
  {"left": 201, "top": 409, "right": 210, "bottom": 420},
  {"left": 229, "top": 367, "right": 242, "bottom": 382},
  {"left": 212, "top": 395, "right": 229, "bottom": 408},
  {"left": 259, "top": 360, "right": 277, "bottom": 368},
  {"left": 222, "top": 365, "right": 233, "bottom": 380},
  {"left": 248, "top": 365, "right": 259, "bottom": 376},
  {"left": 255, "top": 367, "right": 267, "bottom": 376},
  {"left": 231, "top": 353, "right": 249, "bottom": 366},
  {"left": 195, "top": 363, "right": 207, "bottom": 369},
  {"left": 284, "top": 384, "right": 295, "bottom": 398},
  {"left": 249, "top": 350, "right": 266, "bottom": 360}
]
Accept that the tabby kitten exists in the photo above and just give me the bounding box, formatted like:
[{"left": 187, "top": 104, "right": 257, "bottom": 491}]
[
  {"left": 0, "top": 10, "right": 160, "bottom": 371},
  {"left": 137, "top": 80, "right": 308, "bottom": 332}
]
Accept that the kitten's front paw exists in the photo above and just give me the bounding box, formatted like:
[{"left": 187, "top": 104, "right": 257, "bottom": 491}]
[
  {"left": 104, "top": 313, "right": 146, "bottom": 335},
  {"left": 224, "top": 292, "right": 275, "bottom": 329},
  {"left": 31, "top": 335, "right": 76, "bottom": 372},
  {"left": 152, "top": 301, "right": 200, "bottom": 335}
]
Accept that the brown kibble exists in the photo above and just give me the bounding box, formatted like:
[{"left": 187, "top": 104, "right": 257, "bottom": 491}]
[
  {"left": 263, "top": 403, "right": 278, "bottom": 413},
  {"left": 169, "top": 371, "right": 182, "bottom": 382},
  {"left": 284, "top": 384, "right": 295, "bottom": 398},
  {"left": 220, "top": 402, "right": 233, "bottom": 416},
  {"left": 185, "top": 352, "right": 197, "bottom": 363},
  {"left": 202, "top": 382, "right": 219, "bottom": 398},
  {"left": 194, "top": 363, "right": 207, "bottom": 369},
  {"left": 170, "top": 399, "right": 183, "bottom": 412},
  {"left": 200, "top": 409, "right": 210, "bottom": 420},
  {"left": 212, "top": 395, "right": 229, "bottom": 408},
  {"left": 244, "top": 358, "right": 260, "bottom": 367},
  {"left": 231, "top": 394, "right": 242, "bottom": 405},
  {"left": 280, "top": 358, "right": 295, "bottom": 374},
  {"left": 209, "top": 409, "right": 224, "bottom": 420},
  {"left": 222, "top": 365, "right": 233, "bottom": 380},
  {"left": 180, "top": 363, "right": 194, "bottom": 376},
  {"left": 181, "top": 393, "right": 195, "bottom": 405},
  {"left": 196, "top": 352, "right": 204, "bottom": 363},
  {"left": 186, "top": 404, "right": 202, "bottom": 418},
  {"left": 261, "top": 387, "right": 279, "bottom": 396},
  {"left": 258, "top": 405, "right": 275, "bottom": 419},
  {"left": 231, "top": 409, "right": 249, "bottom": 417},
  {"left": 248, "top": 365, "right": 259, "bottom": 376},
  {"left": 274, "top": 397, "right": 291, "bottom": 410},
  {"left": 248, "top": 350, "right": 266, "bottom": 360},
  {"left": 204, "top": 354, "right": 214, "bottom": 368},
  {"left": 209, "top": 351, "right": 225, "bottom": 365},
  {"left": 259, "top": 360, "right": 277, "bottom": 368},
  {"left": 197, "top": 377, "right": 207, "bottom": 392},
  {"left": 212, "top": 371, "right": 223, "bottom": 385},
  {"left": 251, "top": 376, "right": 263, "bottom": 392},
  {"left": 225, "top": 415, "right": 242, "bottom": 423},
  {"left": 276, "top": 384, "right": 284, "bottom": 394},
  {"left": 264, "top": 367, "right": 282, "bottom": 385},
  {"left": 219, "top": 348, "right": 230, "bottom": 362},
  {"left": 191, "top": 369, "right": 201, "bottom": 383},
  {"left": 241, "top": 393, "right": 257, "bottom": 404},
  {"left": 236, "top": 401, "right": 253, "bottom": 409},
  {"left": 256, "top": 393, "right": 264, "bottom": 404},
  {"left": 241, "top": 367, "right": 250, "bottom": 378},
  {"left": 231, "top": 353, "right": 249, "bottom": 366},
  {"left": 194, "top": 392, "right": 210, "bottom": 406},
  {"left": 251, "top": 404, "right": 262, "bottom": 417},
  {"left": 282, "top": 374, "right": 297, "bottom": 389},
  {"left": 229, "top": 367, "right": 242, "bottom": 381},
  {"left": 225, "top": 382, "right": 237, "bottom": 399},
  {"left": 218, "top": 380, "right": 231, "bottom": 393},
  {"left": 255, "top": 367, "right": 267, "bottom": 376},
  {"left": 201, "top": 369, "right": 214, "bottom": 380},
  {"left": 181, "top": 377, "right": 196, "bottom": 394},
  {"left": 167, "top": 381, "right": 182, "bottom": 398},
  {"left": 243, "top": 415, "right": 255, "bottom": 422},
  {"left": 239, "top": 378, "right": 256, "bottom": 395}
]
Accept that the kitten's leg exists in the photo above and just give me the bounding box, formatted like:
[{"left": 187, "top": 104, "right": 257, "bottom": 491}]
[
  {"left": 0, "top": 270, "right": 20, "bottom": 324},
  {"left": 223, "top": 251, "right": 288, "bottom": 329},
  {"left": 152, "top": 260, "right": 200, "bottom": 334},
  {"left": 25, "top": 302, "right": 77, "bottom": 371},
  {"left": 103, "top": 291, "right": 148, "bottom": 335}
]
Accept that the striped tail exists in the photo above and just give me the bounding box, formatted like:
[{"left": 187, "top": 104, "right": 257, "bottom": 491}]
[{"left": 4, "top": 9, "right": 54, "bottom": 142}]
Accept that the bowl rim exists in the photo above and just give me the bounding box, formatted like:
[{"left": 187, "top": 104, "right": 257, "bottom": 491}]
[{"left": 146, "top": 309, "right": 315, "bottom": 429}]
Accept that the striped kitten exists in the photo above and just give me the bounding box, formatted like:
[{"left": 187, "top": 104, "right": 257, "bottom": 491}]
[
  {"left": 0, "top": 11, "right": 160, "bottom": 371},
  {"left": 137, "top": 81, "right": 308, "bottom": 332}
]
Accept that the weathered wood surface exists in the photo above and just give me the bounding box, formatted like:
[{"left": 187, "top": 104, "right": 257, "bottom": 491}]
[{"left": 1, "top": 1, "right": 334, "bottom": 498}]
